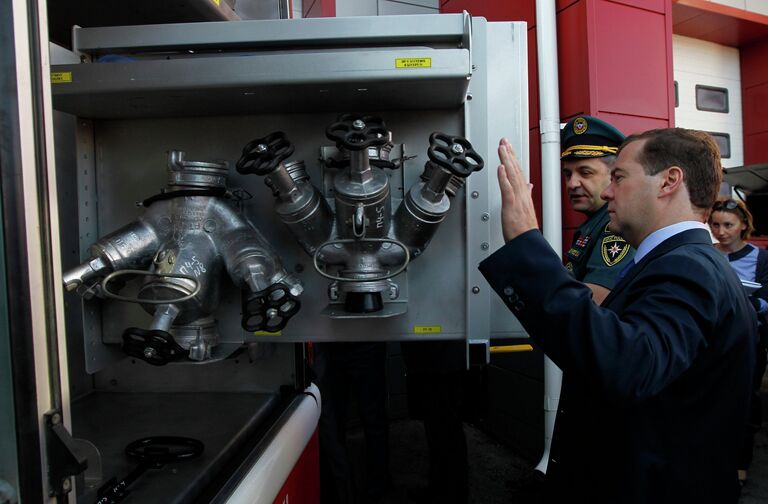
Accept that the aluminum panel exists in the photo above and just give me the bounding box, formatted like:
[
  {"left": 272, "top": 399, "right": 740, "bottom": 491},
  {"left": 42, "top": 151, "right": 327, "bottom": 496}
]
[
  {"left": 466, "top": 20, "right": 529, "bottom": 342},
  {"left": 84, "top": 111, "right": 466, "bottom": 343},
  {"left": 51, "top": 49, "right": 470, "bottom": 118},
  {"left": 56, "top": 15, "right": 529, "bottom": 354},
  {"left": 72, "top": 14, "right": 468, "bottom": 54}
]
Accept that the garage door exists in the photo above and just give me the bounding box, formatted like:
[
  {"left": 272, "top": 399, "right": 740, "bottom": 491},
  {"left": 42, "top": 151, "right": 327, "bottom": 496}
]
[{"left": 673, "top": 35, "right": 743, "bottom": 169}]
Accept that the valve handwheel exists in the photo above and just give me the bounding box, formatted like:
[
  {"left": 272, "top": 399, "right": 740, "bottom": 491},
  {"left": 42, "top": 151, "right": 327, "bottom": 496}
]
[
  {"left": 427, "top": 132, "right": 485, "bottom": 177},
  {"left": 236, "top": 131, "right": 295, "bottom": 175},
  {"left": 125, "top": 436, "right": 204, "bottom": 463},
  {"left": 325, "top": 114, "right": 388, "bottom": 151},
  {"left": 96, "top": 436, "right": 204, "bottom": 503},
  {"left": 242, "top": 283, "right": 301, "bottom": 333},
  {"left": 122, "top": 327, "right": 189, "bottom": 366}
]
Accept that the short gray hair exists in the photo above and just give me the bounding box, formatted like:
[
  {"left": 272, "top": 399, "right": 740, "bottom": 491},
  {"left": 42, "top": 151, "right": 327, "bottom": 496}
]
[{"left": 599, "top": 155, "right": 617, "bottom": 170}]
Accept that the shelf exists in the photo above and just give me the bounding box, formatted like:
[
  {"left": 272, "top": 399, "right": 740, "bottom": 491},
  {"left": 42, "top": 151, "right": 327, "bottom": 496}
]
[
  {"left": 49, "top": 14, "right": 472, "bottom": 118},
  {"left": 51, "top": 48, "right": 471, "bottom": 118},
  {"left": 72, "top": 391, "right": 279, "bottom": 503}
]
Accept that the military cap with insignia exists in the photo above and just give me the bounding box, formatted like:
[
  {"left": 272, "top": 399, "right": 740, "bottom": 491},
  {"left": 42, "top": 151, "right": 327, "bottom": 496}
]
[{"left": 561, "top": 115, "right": 626, "bottom": 160}]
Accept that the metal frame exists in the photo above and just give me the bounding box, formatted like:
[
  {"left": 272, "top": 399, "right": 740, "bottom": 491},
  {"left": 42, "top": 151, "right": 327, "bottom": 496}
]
[
  {"left": 465, "top": 19, "right": 530, "bottom": 360},
  {"left": 51, "top": 14, "right": 529, "bottom": 350},
  {"left": 3, "top": 0, "right": 71, "bottom": 499},
  {"left": 71, "top": 13, "right": 469, "bottom": 54},
  {"left": 29, "top": 12, "right": 532, "bottom": 504}
]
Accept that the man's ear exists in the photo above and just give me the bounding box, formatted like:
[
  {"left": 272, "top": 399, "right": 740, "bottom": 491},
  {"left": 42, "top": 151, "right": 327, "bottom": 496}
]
[{"left": 659, "top": 165, "right": 684, "bottom": 197}]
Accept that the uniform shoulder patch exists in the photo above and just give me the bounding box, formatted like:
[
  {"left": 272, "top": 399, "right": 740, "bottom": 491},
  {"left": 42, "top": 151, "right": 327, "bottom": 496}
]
[{"left": 601, "top": 235, "right": 630, "bottom": 267}]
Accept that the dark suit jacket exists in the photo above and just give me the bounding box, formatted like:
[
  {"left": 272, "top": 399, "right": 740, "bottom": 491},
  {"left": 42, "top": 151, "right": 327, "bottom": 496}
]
[{"left": 479, "top": 228, "right": 756, "bottom": 503}]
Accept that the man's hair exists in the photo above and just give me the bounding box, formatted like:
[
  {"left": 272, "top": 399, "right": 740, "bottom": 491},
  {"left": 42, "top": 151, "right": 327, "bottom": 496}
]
[
  {"left": 618, "top": 128, "right": 722, "bottom": 209},
  {"left": 599, "top": 154, "right": 617, "bottom": 171}
]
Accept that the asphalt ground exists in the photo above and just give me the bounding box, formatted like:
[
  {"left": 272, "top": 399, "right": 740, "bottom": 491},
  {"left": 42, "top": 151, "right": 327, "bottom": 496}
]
[{"left": 344, "top": 394, "right": 768, "bottom": 503}]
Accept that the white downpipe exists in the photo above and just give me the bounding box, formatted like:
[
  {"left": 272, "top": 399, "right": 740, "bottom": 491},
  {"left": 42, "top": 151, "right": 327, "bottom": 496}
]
[{"left": 534, "top": 0, "right": 563, "bottom": 475}]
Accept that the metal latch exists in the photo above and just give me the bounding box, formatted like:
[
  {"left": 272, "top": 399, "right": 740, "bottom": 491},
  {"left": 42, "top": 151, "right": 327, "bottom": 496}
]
[{"left": 45, "top": 410, "right": 88, "bottom": 497}]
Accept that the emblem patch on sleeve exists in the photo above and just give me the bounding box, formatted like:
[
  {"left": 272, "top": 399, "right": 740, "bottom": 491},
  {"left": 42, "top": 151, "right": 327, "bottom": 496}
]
[{"left": 601, "top": 235, "right": 630, "bottom": 266}]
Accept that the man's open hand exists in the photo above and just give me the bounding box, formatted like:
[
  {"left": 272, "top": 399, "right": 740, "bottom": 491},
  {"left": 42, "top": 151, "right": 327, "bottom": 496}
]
[{"left": 497, "top": 138, "right": 539, "bottom": 241}]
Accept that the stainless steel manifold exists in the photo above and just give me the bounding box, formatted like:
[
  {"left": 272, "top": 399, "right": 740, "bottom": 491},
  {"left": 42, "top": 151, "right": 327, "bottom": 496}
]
[
  {"left": 236, "top": 114, "right": 484, "bottom": 318},
  {"left": 62, "top": 151, "right": 302, "bottom": 365}
]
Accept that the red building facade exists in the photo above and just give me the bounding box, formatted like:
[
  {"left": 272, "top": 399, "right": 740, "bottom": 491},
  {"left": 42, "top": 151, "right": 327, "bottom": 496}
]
[{"left": 439, "top": 0, "right": 768, "bottom": 245}]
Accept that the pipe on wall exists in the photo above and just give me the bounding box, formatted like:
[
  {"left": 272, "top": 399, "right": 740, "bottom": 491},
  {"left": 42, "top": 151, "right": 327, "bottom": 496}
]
[{"left": 534, "top": 0, "right": 563, "bottom": 476}]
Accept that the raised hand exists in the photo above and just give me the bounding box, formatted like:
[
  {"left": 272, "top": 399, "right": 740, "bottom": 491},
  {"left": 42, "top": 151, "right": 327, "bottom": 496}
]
[{"left": 497, "top": 138, "right": 539, "bottom": 242}]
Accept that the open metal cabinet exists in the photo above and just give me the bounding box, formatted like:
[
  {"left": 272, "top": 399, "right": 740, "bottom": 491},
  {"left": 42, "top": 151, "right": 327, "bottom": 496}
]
[{"left": 13, "top": 9, "right": 529, "bottom": 504}]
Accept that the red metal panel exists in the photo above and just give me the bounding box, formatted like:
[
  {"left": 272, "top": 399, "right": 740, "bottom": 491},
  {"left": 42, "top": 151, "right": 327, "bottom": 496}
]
[
  {"left": 742, "top": 40, "right": 768, "bottom": 93},
  {"left": 745, "top": 131, "right": 768, "bottom": 165},
  {"left": 271, "top": 430, "right": 320, "bottom": 504},
  {"left": 741, "top": 39, "right": 768, "bottom": 165},
  {"left": 440, "top": 0, "right": 476, "bottom": 15},
  {"left": 664, "top": 0, "right": 676, "bottom": 127},
  {"left": 484, "top": 1, "right": 535, "bottom": 22},
  {"left": 742, "top": 85, "right": 768, "bottom": 137},
  {"left": 303, "top": 0, "right": 335, "bottom": 18},
  {"left": 592, "top": 0, "right": 671, "bottom": 120},
  {"left": 609, "top": 0, "right": 666, "bottom": 14},
  {"left": 744, "top": 125, "right": 768, "bottom": 166},
  {"left": 557, "top": 0, "right": 590, "bottom": 119},
  {"left": 440, "top": 0, "right": 535, "bottom": 21},
  {"left": 597, "top": 112, "right": 670, "bottom": 136},
  {"left": 558, "top": 0, "right": 580, "bottom": 13}
]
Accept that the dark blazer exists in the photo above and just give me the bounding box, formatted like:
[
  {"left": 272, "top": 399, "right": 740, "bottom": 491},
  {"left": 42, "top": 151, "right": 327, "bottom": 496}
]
[{"left": 479, "top": 228, "right": 756, "bottom": 503}]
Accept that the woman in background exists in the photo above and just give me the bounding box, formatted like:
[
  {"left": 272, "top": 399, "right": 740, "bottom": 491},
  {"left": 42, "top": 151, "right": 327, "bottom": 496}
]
[{"left": 709, "top": 197, "right": 768, "bottom": 488}]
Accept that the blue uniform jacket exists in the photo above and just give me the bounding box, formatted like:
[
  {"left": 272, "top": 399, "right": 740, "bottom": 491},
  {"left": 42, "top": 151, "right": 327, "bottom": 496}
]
[{"left": 479, "top": 228, "right": 755, "bottom": 503}]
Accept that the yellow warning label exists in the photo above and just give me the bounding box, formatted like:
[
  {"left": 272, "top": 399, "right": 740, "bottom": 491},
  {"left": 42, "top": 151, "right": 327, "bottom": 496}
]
[
  {"left": 211, "top": 0, "right": 221, "bottom": 5},
  {"left": 396, "top": 58, "right": 432, "bottom": 69},
  {"left": 51, "top": 72, "right": 72, "bottom": 84},
  {"left": 253, "top": 330, "right": 281, "bottom": 336},
  {"left": 414, "top": 325, "right": 442, "bottom": 334}
]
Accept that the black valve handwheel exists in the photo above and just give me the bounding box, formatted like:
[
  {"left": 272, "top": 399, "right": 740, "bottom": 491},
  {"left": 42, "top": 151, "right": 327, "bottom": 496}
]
[
  {"left": 236, "top": 131, "right": 295, "bottom": 175},
  {"left": 241, "top": 282, "right": 301, "bottom": 333},
  {"left": 121, "top": 327, "right": 189, "bottom": 366},
  {"left": 125, "top": 436, "right": 204, "bottom": 464},
  {"left": 96, "top": 436, "right": 204, "bottom": 503},
  {"left": 325, "top": 114, "right": 388, "bottom": 151},
  {"left": 427, "top": 132, "right": 485, "bottom": 177}
]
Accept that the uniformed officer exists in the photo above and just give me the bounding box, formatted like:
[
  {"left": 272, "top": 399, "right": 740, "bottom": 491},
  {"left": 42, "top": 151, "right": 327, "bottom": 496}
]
[{"left": 561, "top": 115, "right": 635, "bottom": 304}]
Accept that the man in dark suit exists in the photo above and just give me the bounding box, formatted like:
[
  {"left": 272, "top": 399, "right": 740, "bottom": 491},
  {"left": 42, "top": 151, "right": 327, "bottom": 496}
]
[{"left": 479, "top": 128, "right": 756, "bottom": 503}]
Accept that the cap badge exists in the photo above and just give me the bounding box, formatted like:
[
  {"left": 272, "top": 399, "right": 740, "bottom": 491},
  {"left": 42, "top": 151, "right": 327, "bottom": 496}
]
[{"left": 573, "top": 117, "right": 588, "bottom": 135}]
